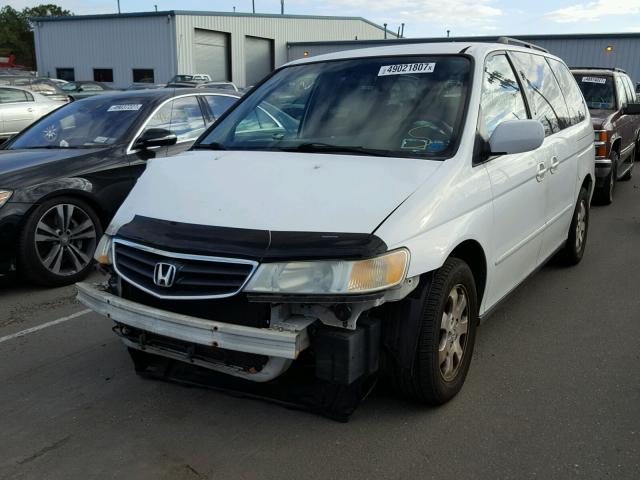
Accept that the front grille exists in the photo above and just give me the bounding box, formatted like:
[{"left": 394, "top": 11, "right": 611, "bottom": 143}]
[{"left": 113, "top": 239, "right": 258, "bottom": 300}]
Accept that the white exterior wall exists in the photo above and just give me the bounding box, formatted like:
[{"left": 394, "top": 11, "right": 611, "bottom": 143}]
[
  {"left": 174, "top": 14, "right": 391, "bottom": 87},
  {"left": 33, "top": 15, "right": 177, "bottom": 88},
  {"left": 32, "top": 12, "right": 392, "bottom": 89}
]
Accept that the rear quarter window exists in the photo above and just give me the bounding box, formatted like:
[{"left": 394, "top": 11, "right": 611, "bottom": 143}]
[
  {"left": 510, "top": 52, "right": 570, "bottom": 136},
  {"left": 547, "top": 59, "right": 587, "bottom": 126}
]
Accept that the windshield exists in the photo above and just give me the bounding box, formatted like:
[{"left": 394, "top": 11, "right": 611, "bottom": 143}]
[
  {"left": 573, "top": 75, "right": 615, "bottom": 110},
  {"left": 8, "top": 96, "right": 149, "bottom": 149},
  {"left": 197, "top": 56, "right": 471, "bottom": 159}
]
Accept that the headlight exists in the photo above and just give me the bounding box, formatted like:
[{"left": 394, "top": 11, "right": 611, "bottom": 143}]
[
  {"left": 0, "top": 190, "right": 13, "bottom": 208},
  {"left": 244, "top": 249, "right": 410, "bottom": 295},
  {"left": 94, "top": 234, "right": 113, "bottom": 265}
]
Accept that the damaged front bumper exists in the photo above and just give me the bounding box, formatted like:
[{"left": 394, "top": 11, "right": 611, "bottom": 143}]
[{"left": 77, "top": 282, "right": 315, "bottom": 381}]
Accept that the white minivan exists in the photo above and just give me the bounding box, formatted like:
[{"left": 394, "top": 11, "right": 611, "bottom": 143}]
[{"left": 79, "top": 39, "right": 595, "bottom": 406}]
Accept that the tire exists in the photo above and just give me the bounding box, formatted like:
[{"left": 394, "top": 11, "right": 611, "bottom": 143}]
[
  {"left": 17, "top": 196, "right": 102, "bottom": 286},
  {"left": 621, "top": 149, "right": 633, "bottom": 181},
  {"left": 394, "top": 258, "right": 478, "bottom": 405},
  {"left": 594, "top": 151, "right": 617, "bottom": 205},
  {"left": 559, "top": 187, "right": 589, "bottom": 266}
]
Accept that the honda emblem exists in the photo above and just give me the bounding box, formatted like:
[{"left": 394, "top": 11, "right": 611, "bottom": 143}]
[{"left": 153, "top": 262, "right": 176, "bottom": 288}]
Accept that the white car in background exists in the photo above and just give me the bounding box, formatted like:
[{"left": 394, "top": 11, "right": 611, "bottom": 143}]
[{"left": 0, "top": 86, "right": 65, "bottom": 141}]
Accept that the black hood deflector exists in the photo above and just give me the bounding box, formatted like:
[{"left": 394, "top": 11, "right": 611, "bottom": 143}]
[{"left": 117, "top": 215, "right": 388, "bottom": 261}]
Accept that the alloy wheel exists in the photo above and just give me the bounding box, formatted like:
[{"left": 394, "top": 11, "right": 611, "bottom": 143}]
[
  {"left": 34, "top": 203, "right": 97, "bottom": 276},
  {"left": 438, "top": 284, "right": 470, "bottom": 381},
  {"left": 575, "top": 199, "right": 587, "bottom": 252}
]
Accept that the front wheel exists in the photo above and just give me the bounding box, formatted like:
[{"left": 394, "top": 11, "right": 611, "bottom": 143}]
[
  {"left": 17, "top": 196, "right": 102, "bottom": 286},
  {"left": 559, "top": 187, "right": 589, "bottom": 266},
  {"left": 394, "top": 258, "right": 478, "bottom": 405}
]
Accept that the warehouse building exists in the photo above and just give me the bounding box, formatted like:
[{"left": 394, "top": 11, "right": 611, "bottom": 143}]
[
  {"left": 32, "top": 10, "right": 395, "bottom": 88},
  {"left": 289, "top": 33, "right": 640, "bottom": 84}
]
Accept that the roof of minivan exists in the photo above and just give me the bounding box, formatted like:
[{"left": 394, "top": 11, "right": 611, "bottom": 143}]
[
  {"left": 285, "top": 42, "right": 561, "bottom": 67},
  {"left": 570, "top": 68, "right": 619, "bottom": 76}
]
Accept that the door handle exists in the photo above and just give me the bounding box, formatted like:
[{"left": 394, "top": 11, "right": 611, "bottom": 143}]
[
  {"left": 536, "top": 162, "right": 547, "bottom": 182},
  {"left": 549, "top": 156, "right": 559, "bottom": 174}
]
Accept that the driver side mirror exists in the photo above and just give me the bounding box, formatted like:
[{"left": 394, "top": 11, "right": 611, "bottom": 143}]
[
  {"left": 134, "top": 128, "right": 177, "bottom": 150},
  {"left": 489, "top": 120, "right": 545, "bottom": 155},
  {"left": 623, "top": 102, "right": 640, "bottom": 115}
]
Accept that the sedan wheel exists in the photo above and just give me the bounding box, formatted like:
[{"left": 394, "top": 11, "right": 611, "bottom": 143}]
[
  {"left": 18, "top": 196, "right": 102, "bottom": 286},
  {"left": 34, "top": 204, "right": 97, "bottom": 276}
]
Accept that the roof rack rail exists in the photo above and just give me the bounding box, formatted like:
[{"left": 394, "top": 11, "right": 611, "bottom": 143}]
[
  {"left": 496, "top": 36, "right": 549, "bottom": 53},
  {"left": 570, "top": 66, "right": 626, "bottom": 74}
]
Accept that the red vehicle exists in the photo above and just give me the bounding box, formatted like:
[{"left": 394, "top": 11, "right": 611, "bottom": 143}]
[{"left": 0, "top": 54, "right": 25, "bottom": 70}]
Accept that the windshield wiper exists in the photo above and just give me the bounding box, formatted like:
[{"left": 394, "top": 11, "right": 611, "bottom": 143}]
[
  {"left": 287, "top": 143, "right": 392, "bottom": 157},
  {"left": 192, "top": 142, "right": 226, "bottom": 150}
]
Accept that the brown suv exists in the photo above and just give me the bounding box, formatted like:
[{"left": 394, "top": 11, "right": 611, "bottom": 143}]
[{"left": 571, "top": 67, "right": 640, "bottom": 204}]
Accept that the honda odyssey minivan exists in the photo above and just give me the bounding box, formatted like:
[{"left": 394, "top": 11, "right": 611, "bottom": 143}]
[{"left": 78, "top": 39, "right": 595, "bottom": 408}]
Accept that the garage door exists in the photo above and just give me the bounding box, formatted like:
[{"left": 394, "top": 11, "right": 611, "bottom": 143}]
[
  {"left": 193, "top": 29, "right": 230, "bottom": 81},
  {"left": 245, "top": 36, "right": 274, "bottom": 87}
]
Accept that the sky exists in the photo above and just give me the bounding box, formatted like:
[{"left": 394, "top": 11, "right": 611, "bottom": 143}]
[{"left": 7, "top": 0, "right": 640, "bottom": 37}]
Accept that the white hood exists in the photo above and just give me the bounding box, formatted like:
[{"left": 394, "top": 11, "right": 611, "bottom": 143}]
[{"left": 108, "top": 150, "right": 442, "bottom": 235}]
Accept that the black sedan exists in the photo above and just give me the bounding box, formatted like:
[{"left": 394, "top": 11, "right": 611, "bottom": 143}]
[{"left": 0, "top": 88, "right": 240, "bottom": 286}]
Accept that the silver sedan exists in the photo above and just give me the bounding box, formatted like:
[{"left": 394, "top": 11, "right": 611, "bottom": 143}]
[{"left": 0, "top": 86, "right": 65, "bottom": 141}]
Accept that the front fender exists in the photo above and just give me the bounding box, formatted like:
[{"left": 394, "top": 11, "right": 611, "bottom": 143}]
[{"left": 12, "top": 177, "right": 93, "bottom": 203}]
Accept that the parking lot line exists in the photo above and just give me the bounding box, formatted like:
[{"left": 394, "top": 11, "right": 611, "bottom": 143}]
[{"left": 0, "top": 309, "right": 92, "bottom": 344}]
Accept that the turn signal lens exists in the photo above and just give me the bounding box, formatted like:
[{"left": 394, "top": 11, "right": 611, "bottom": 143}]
[
  {"left": 349, "top": 250, "right": 409, "bottom": 291},
  {"left": 94, "top": 234, "right": 113, "bottom": 265},
  {"left": 594, "top": 130, "right": 609, "bottom": 157}
]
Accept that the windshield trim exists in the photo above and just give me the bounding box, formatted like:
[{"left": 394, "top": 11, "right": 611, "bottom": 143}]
[{"left": 192, "top": 53, "right": 475, "bottom": 161}]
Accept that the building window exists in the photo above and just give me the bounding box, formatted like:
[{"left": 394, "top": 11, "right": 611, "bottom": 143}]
[
  {"left": 132, "top": 69, "right": 154, "bottom": 83},
  {"left": 93, "top": 68, "right": 113, "bottom": 83},
  {"left": 56, "top": 68, "right": 75, "bottom": 81}
]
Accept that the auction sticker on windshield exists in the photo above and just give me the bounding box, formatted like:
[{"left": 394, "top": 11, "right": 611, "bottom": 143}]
[
  {"left": 581, "top": 77, "right": 607, "bottom": 84},
  {"left": 107, "top": 104, "right": 143, "bottom": 112},
  {"left": 378, "top": 63, "right": 436, "bottom": 76}
]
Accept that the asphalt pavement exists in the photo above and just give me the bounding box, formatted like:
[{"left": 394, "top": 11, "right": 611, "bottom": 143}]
[{"left": 1, "top": 177, "right": 639, "bottom": 480}]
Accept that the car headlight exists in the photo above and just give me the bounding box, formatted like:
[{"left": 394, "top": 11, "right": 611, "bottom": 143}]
[
  {"left": 94, "top": 234, "right": 113, "bottom": 265},
  {"left": 0, "top": 190, "right": 13, "bottom": 208},
  {"left": 244, "top": 249, "right": 410, "bottom": 295}
]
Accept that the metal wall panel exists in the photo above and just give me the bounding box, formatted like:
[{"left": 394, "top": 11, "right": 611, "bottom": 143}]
[
  {"left": 174, "top": 15, "right": 389, "bottom": 86},
  {"left": 193, "top": 29, "right": 230, "bottom": 81},
  {"left": 534, "top": 38, "right": 640, "bottom": 83},
  {"left": 33, "top": 15, "right": 177, "bottom": 88},
  {"left": 245, "top": 36, "right": 273, "bottom": 86}
]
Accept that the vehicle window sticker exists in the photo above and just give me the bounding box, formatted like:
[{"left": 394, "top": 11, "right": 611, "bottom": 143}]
[
  {"left": 581, "top": 77, "right": 606, "bottom": 84},
  {"left": 107, "top": 104, "right": 142, "bottom": 112},
  {"left": 378, "top": 63, "right": 436, "bottom": 76}
]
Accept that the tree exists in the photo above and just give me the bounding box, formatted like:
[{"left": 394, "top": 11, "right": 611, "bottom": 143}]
[{"left": 0, "top": 4, "right": 72, "bottom": 70}]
